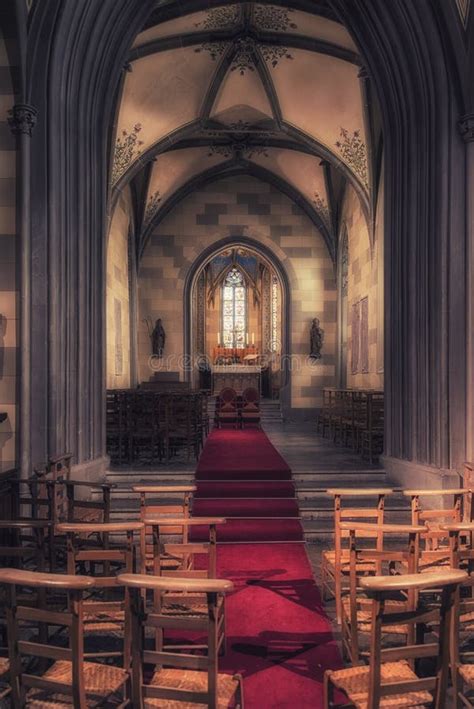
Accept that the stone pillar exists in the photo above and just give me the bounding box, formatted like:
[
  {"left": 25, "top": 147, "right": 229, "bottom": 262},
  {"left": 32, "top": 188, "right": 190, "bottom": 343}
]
[
  {"left": 459, "top": 114, "right": 474, "bottom": 464},
  {"left": 8, "top": 103, "right": 37, "bottom": 478}
]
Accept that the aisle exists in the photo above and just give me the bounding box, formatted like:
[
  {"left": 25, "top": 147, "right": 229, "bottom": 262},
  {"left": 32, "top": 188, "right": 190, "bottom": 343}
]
[{"left": 190, "top": 428, "right": 342, "bottom": 708}]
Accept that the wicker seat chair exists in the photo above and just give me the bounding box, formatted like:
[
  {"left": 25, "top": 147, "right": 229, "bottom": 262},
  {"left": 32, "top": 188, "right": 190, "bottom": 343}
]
[
  {"left": 57, "top": 520, "right": 143, "bottom": 667},
  {"left": 132, "top": 484, "right": 196, "bottom": 573},
  {"left": 324, "top": 569, "right": 468, "bottom": 709},
  {"left": 339, "top": 521, "right": 425, "bottom": 664},
  {"left": 119, "top": 573, "right": 243, "bottom": 708},
  {"left": 320, "top": 488, "right": 393, "bottom": 621},
  {"left": 0, "top": 568, "right": 129, "bottom": 708},
  {"left": 143, "top": 515, "right": 227, "bottom": 654}
]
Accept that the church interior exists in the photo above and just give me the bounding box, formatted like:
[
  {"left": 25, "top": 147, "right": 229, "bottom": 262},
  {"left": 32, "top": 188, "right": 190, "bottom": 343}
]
[{"left": 0, "top": 0, "right": 473, "bottom": 706}]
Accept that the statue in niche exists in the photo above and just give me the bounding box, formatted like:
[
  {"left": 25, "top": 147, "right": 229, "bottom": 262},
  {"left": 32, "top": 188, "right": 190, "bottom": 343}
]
[
  {"left": 151, "top": 318, "right": 166, "bottom": 358},
  {"left": 144, "top": 317, "right": 166, "bottom": 358},
  {"left": 310, "top": 318, "right": 324, "bottom": 359}
]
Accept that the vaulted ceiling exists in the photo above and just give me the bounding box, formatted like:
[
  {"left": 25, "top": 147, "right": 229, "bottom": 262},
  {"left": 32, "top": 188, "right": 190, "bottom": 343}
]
[{"left": 111, "top": 2, "right": 383, "bottom": 261}]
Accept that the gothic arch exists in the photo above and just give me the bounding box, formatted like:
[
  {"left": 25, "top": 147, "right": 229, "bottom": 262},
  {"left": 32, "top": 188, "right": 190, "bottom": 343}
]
[
  {"left": 25, "top": 0, "right": 470, "bottom": 483},
  {"left": 183, "top": 236, "right": 293, "bottom": 414}
]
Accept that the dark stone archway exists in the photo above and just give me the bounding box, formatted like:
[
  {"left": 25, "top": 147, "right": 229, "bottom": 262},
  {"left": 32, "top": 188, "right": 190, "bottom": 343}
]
[{"left": 25, "top": 0, "right": 471, "bottom": 485}]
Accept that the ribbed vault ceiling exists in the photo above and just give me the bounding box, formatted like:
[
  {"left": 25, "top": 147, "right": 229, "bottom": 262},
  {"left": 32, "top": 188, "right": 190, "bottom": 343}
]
[{"left": 112, "top": 2, "right": 382, "bottom": 260}]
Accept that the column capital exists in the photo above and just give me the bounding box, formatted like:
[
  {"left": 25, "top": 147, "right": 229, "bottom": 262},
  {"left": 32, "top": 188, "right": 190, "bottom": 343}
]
[
  {"left": 459, "top": 113, "right": 474, "bottom": 143},
  {"left": 7, "top": 103, "right": 38, "bottom": 137}
]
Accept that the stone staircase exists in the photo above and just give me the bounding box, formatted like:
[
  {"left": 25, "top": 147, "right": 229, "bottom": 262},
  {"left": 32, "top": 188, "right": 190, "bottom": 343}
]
[{"left": 99, "top": 423, "right": 411, "bottom": 543}]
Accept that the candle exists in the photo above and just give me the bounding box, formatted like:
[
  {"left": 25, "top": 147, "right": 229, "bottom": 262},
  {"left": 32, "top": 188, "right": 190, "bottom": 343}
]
[
  {"left": 246, "top": 333, "right": 249, "bottom": 345},
  {"left": 217, "top": 332, "right": 220, "bottom": 345},
  {"left": 252, "top": 332, "right": 255, "bottom": 346}
]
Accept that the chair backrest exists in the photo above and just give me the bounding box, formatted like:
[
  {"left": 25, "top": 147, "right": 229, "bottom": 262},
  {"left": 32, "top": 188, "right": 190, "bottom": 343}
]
[
  {"left": 0, "top": 521, "right": 51, "bottom": 571},
  {"left": 57, "top": 521, "right": 144, "bottom": 585},
  {"left": 142, "top": 516, "right": 226, "bottom": 580},
  {"left": 242, "top": 387, "right": 259, "bottom": 405},
  {"left": 119, "top": 573, "right": 234, "bottom": 708},
  {"left": 219, "top": 387, "right": 237, "bottom": 408},
  {"left": 404, "top": 489, "right": 472, "bottom": 550},
  {"left": 0, "top": 568, "right": 95, "bottom": 708},
  {"left": 132, "top": 485, "right": 196, "bottom": 572},
  {"left": 358, "top": 569, "right": 467, "bottom": 709}
]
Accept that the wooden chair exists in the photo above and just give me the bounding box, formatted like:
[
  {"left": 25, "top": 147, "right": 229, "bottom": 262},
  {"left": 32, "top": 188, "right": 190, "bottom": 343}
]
[
  {"left": 0, "top": 567, "right": 129, "bottom": 708},
  {"left": 320, "top": 488, "right": 393, "bottom": 622},
  {"left": 441, "top": 521, "right": 474, "bottom": 706},
  {"left": 403, "top": 488, "right": 472, "bottom": 573},
  {"left": 216, "top": 388, "right": 239, "bottom": 429},
  {"left": 168, "top": 393, "right": 202, "bottom": 461},
  {"left": 324, "top": 569, "right": 468, "bottom": 709},
  {"left": 240, "top": 387, "right": 261, "bottom": 428},
  {"left": 143, "top": 516, "right": 227, "bottom": 654},
  {"left": 119, "top": 573, "right": 243, "bottom": 709},
  {"left": 132, "top": 484, "right": 196, "bottom": 573},
  {"left": 339, "top": 521, "right": 425, "bottom": 664},
  {"left": 57, "top": 520, "right": 144, "bottom": 666}
]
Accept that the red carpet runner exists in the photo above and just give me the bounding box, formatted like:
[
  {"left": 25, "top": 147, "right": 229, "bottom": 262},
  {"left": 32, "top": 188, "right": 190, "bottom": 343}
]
[{"left": 190, "top": 429, "right": 342, "bottom": 708}]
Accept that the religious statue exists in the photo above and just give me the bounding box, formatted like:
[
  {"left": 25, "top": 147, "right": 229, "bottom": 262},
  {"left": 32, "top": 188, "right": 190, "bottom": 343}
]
[
  {"left": 143, "top": 317, "right": 166, "bottom": 358},
  {"left": 151, "top": 318, "right": 166, "bottom": 357},
  {"left": 310, "top": 318, "right": 324, "bottom": 359}
]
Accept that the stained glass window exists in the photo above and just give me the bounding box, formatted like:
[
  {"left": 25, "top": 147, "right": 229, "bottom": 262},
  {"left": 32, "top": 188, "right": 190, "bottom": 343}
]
[
  {"left": 222, "top": 268, "right": 246, "bottom": 348},
  {"left": 271, "top": 275, "right": 279, "bottom": 352}
]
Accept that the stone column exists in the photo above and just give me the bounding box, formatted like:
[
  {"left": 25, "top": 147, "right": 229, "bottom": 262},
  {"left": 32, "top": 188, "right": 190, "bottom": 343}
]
[
  {"left": 8, "top": 103, "right": 37, "bottom": 478},
  {"left": 459, "top": 114, "right": 474, "bottom": 464}
]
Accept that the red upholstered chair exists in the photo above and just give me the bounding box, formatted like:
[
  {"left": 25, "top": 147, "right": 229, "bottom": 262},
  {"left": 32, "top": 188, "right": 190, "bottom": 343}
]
[
  {"left": 240, "top": 387, "right": 261, "bottom": 428},
  {"left": 216, "top": 388, "right": 239, "bottom": 428}
]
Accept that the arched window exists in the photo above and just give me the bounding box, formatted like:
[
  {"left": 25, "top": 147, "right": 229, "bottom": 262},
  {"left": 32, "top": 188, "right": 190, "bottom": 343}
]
[{"left": 222, "top": 267, "right": 246, "bottom": 348}]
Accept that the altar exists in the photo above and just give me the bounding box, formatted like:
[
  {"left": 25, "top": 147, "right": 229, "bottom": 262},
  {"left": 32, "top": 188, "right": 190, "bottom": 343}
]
[{"left": 211, "top": 364, "right": 261, "bottom": 395}]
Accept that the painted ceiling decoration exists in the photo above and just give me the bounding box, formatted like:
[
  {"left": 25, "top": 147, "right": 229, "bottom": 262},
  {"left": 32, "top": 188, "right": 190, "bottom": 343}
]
[{"left": 115, "top": 2, "right": 382, "bottom": 261}]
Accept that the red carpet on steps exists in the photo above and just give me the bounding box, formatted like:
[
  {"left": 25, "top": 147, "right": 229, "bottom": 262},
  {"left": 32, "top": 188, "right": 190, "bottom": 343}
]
[
  {"left": 195, "top": 429, "right": 292, "bottom": 480},
  {"left": 185, "top": 428, "right": 341, "bottom": 707}
]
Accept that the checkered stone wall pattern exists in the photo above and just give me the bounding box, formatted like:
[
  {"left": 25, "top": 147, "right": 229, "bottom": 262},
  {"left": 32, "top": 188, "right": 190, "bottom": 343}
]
[
  {"left": 138, "top": 175, "right": 338, "bottom": 412},
  {"left": 0, "top": 26, "right": 18, "bottom": 472}
]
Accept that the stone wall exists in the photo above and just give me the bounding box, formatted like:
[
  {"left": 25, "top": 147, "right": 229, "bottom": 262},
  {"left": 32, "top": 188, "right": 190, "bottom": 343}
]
[
  {"left": 343, "top": 184, "right": 384, "bottom": 390},
  {"left": 0, "top": 26, "right": 18, "bottom": 472},
  {"left": 106, "top": 187, "right": 132, "bottom": 390},
  {"left": 138, "top": 174, "right": 337, "bottom": 415}
]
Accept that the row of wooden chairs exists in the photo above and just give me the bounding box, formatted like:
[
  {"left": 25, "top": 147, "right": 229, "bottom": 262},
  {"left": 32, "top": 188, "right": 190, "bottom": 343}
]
[
  {"left": 0, "top": 495, "right": 241, "bottom": 707},
  {"left": 317, "top": 388, "right": 384, "bottom": 463},
  {"left": 321, "top": 485, "right": 474, "bottom": 707},
  {"left": 106, "top": 390, "right": 210, "bottom": 465},
  {"left": 215, "top": 387, "right": 261, "bottom": 429}
]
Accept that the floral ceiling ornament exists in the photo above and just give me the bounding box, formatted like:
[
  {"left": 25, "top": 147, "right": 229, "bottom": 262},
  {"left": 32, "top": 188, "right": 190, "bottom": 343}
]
[
  {"left": 194, "top": 5, "right": 241, "bottom": 31},
  {"left": 260, "top": 44, "right": 293, "bottom": 68},
  {"left": 313, "top": 192, "right": 331, "bottom": 227},
  {"left": 112, "top": 123, "right": 144, "bottom": 184},
  {"left": 144, "top": 190, "right": 162, "bottom": 227},
  {"left": 335, "top": 128, "right": 368, "bottom": 189},
  {"left": 231, "top": 37, "right": 257, "bottom": 74},
  {"left": 253, "top": 5, "right": 297, "bottom": 32},
  {"left": 194, "top": 41, "right": 227, "bottom": 62}
]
